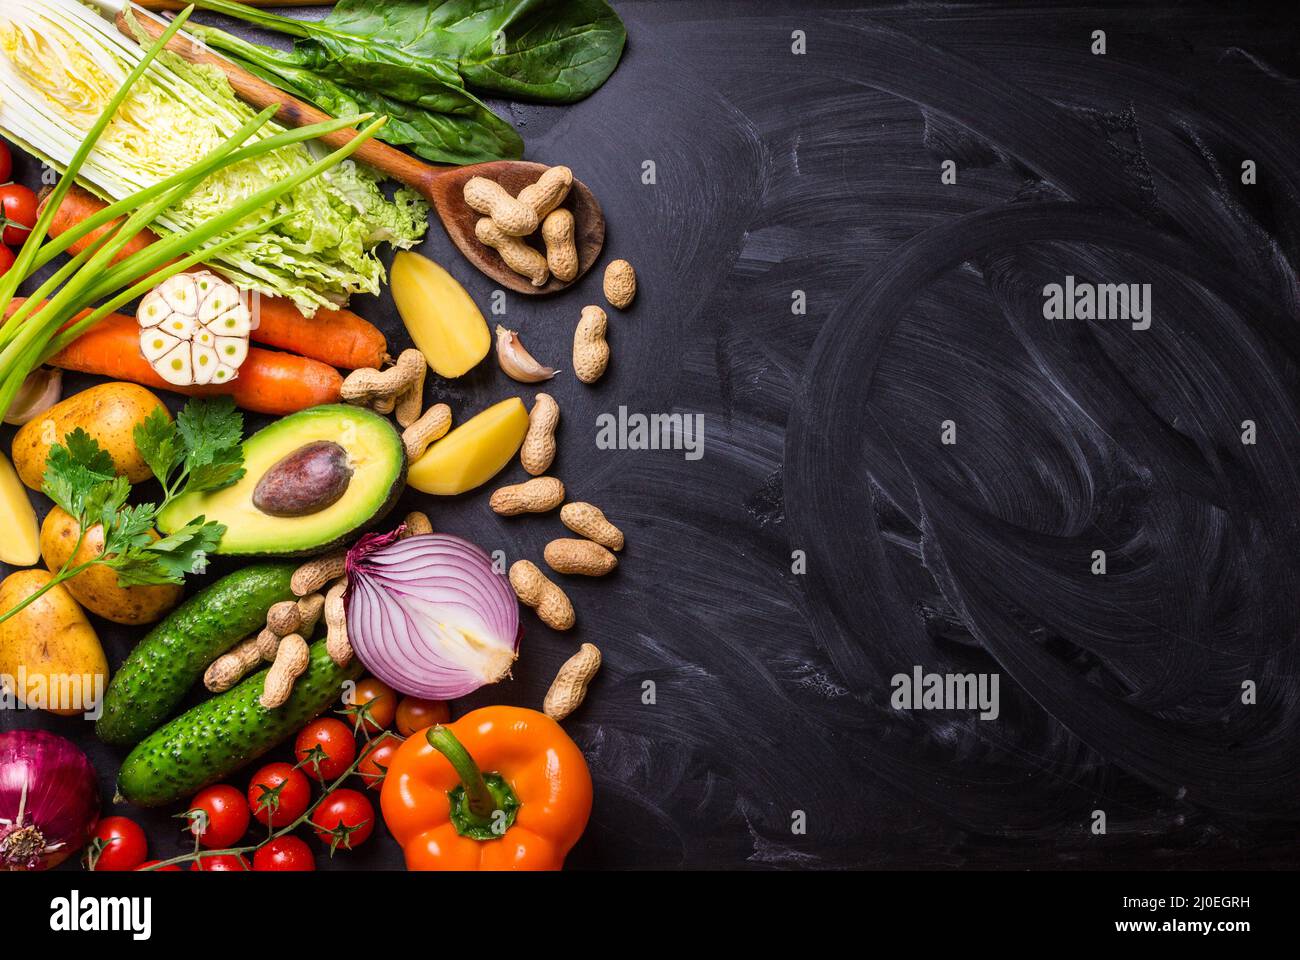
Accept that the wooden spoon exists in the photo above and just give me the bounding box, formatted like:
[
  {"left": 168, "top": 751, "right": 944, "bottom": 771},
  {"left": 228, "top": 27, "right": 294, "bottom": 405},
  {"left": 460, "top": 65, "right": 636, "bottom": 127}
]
[{"left": 119, "top": 10, "right": 605, "bottom": 295}]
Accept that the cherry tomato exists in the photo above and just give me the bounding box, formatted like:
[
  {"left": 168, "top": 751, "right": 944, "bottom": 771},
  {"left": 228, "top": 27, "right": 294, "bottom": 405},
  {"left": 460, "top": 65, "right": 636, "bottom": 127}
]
[
  {"left": 252, "top": 835, "right": 315, "bottom": 872},
  {"left": 395, "top": 696, "right": 449, "bottom": 737},
  {"left": 87, "top": 816, "right": 148, "bottom": 871},
  {"left": 187, "top": 784, "right": 251, "bottom": 849},
  {"left": 343, "top": 677, "right": 397, "bottom": 733},
  {"left": 356, "top": 737, "right": 399, "bottom": 791},
  {"left": 311, "top": 788, "right": 374, "bottom": 851},
  {"left": 190, "top": 853, "right": 251, "bottom": 871},
  {"left": 0, "top": 245, "right": 14, "bottom": 277},
  {"left": 247, "top": 762, "right": 311, "bottom": 828},
  {"left": 0, "top": 183, "right": 37, "bottom": 247},
  {"left": 294, "top": 717, "right": 357, "bottom": 781},
  {"left": 135, "top": 860, "right": 183, "bottom": 872},
  {"left": 0, "top": 140, "right": 12, "bottom": 183}
]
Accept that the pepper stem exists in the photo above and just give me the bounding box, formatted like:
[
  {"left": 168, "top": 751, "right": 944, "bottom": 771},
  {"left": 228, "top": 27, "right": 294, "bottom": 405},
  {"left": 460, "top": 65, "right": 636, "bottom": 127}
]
[
  {"left": 426, "top": 725, "right": 521, "bottom": 841},
  {"left": 427, "top": 725, "right": 494, "bottom": 821}
]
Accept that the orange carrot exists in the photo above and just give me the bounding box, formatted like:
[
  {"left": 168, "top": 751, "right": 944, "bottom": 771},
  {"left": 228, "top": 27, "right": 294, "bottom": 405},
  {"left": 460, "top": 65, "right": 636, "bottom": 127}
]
[
  {"left": 23, "top": 306, "right": 342, "bottom": 415},
  {"left": 39, "top": 185, "right": 388, "bottom": 369}
]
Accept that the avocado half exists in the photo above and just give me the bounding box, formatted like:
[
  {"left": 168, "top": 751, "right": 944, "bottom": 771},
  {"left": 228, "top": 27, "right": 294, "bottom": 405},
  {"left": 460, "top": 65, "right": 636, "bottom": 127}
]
[{"left": 157, "top": 405, "right": 406, "bottom": 557}]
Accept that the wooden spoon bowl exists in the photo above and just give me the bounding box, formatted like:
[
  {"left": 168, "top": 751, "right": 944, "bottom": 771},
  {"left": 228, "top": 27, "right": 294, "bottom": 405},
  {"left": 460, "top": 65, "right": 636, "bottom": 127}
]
[
  {"left": 119, "top": 8, "right": 606, "bottom": 295},
  {"left": 426, "top": 161, "right": 605, "bottom": 295}
]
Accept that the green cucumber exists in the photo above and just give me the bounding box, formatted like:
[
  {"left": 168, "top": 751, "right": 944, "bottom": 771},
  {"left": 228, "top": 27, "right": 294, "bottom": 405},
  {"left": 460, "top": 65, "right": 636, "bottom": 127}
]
[
  {"left": 97, "top": 563, "right": 297, "bottom": 746},
  {"left": 116, "top": 638, "right": 361, "bottom": 807}
]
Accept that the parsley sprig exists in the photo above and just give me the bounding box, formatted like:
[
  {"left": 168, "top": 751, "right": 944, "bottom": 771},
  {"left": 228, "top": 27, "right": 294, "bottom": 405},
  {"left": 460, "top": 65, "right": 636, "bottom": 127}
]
[{"left": 0, "top": 397, "right": 245, "bottom": 626}]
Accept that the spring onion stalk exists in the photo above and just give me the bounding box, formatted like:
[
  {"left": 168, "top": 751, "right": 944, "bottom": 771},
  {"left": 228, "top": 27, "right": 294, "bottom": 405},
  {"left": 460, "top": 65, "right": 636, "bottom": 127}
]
[
  {"left": 0, "top": 117, "right": 389, "bottom": 418},
  {"left": 0, "top": 6, "right": 195, "bottom": 309}
]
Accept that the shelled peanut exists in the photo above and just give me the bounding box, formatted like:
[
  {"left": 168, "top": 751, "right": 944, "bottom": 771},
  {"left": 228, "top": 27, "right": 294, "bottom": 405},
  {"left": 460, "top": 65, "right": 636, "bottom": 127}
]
[
  {"left": 465, "top": 166, "right": 579, "bottom": 287},
  {"left": 544, "top": 643, "right": 602, "bottom": 721},
  {"left": 509, "top": 560, "right": 575, "bottom": 631}
]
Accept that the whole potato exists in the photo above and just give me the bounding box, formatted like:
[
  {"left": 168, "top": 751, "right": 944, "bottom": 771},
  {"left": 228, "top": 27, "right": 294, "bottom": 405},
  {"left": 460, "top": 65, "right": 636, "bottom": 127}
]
[
  {"left": 0, "top": 569, "right": 109, "bottom": 717},
  {"left": 40, "top": 507, "right": 183, "bottom": 625},
  {"left": 11, "top": 383, "right": 168, "bottom": 490}
]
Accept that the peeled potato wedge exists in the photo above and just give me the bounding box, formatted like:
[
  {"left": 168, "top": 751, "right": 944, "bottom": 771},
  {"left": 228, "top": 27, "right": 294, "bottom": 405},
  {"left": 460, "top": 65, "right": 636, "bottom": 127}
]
[
  {"left": 407, "top": 397, "right": 529, "bottom": 495},
  {"left": 40, "top": 507, "right": 182, "bottom": 625},
  {"left": 0, "top": 451, "right": 39, "bottom": 567},
  {"left": 391, "top": 251, "right": 491, "bottom": 379}
]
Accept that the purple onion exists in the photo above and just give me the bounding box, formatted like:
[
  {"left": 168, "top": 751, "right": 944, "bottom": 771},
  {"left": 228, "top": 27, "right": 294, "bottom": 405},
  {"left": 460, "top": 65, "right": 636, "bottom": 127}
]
[
  {"left": 0, "top": 730, "right": 100, "bottom": 871},
  {"left": 345, "top": 528, "right": 520, "bottom": 700}
]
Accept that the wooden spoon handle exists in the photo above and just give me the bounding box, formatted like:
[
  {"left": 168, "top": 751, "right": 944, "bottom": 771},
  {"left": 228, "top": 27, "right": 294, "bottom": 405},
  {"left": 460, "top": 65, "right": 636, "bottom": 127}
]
[{"left": 117, "top": 9, "right": 445, "bottom": 202}]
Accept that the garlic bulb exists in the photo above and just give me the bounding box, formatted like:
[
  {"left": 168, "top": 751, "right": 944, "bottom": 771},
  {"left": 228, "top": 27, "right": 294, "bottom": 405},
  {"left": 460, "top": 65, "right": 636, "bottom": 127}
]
[{"left": 138, "top": 271, "right": 251, "bottom": 387}]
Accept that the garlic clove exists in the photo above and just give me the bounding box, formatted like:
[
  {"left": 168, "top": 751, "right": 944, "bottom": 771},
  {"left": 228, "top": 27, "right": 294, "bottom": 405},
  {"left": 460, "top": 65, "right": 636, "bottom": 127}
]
[
  {"left": 211, "top": 363, "right": 238, "bottom": 385},
  {"left": 2, "top": 367, "right": 62, "bottom": 426},
  {"left": 140, "top": 329, "right": 180, "bottom": 363},
  {"left": 160, "top": 312, "right": 197, "bottom": 340},
  {"left": 156, "top": 341, "right": 194, "bottom": 386},
  {"left": 198, "top": 280, "right": 242, "bottom": 324},
  {"left": 137, "top": 290, "right": 168, "bottom": 328},
  {"left": 214, "top": 336, "right": 248, "bottom": 369},
  {"left": 191, "top": 343, "right": 220, "bottom": 385},
  {"left": 208, "top": 303, "right": 251, "bottom": 337},
  {"left": 158, "top": 274, "right": 198, "bottom": 315},
  {"left": 495, "top": 325, "right": 558, "bottom": 383}
]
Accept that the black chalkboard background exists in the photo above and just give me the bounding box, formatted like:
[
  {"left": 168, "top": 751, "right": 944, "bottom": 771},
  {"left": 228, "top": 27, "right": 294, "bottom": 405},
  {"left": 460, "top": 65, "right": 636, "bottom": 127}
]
[{"left": 3, "top": 1, "right": 1299, "bottom": 872}]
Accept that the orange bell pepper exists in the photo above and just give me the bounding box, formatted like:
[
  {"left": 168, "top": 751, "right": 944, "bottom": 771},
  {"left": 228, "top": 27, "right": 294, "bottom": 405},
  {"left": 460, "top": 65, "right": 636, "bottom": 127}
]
[{"left": 380, "top": 705, "right": 592, "bottom": 870}]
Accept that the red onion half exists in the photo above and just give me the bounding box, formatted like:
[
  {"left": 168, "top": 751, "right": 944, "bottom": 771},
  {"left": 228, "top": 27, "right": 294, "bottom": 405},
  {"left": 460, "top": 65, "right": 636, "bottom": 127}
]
[
  {"left": 1, "top": 730, "right": 100, "bottom": 871},
  {"left": 346, "top": 529, "right": 521, "bottom": 700}
]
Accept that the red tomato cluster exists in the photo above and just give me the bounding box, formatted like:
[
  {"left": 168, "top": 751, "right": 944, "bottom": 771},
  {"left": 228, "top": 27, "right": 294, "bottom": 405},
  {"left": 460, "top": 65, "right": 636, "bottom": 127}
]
[
  {"left": 0, "top": 141, "right": 37, "bottom": 277},
  {"left": 98, "top": 678, "right": 447, "bottom": 872}
]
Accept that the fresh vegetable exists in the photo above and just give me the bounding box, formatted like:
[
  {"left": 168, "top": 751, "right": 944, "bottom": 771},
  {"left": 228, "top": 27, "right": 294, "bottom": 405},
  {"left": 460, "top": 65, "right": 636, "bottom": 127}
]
[
  {"left": 1, "top": 397, "right": 243, "bottom": 627},
  {"left": 190, "top": 0, "right": 626, "bottom": 163},
  {"left": 343, "top": 677, "right": 397, "bottom": 734},
  {"left": 311, "top": 787, "right": 374, "bottom": 852},
  {"left": 86, "top": 816, "right": 148, "bottom": 872},
  {"left": 346, "top": 529, "right": 520, "bottom": 700},
  {"left": 10, "top": 382, "right": 169, "bottom": 489},
  {"left": 2, "top": 366, "right": 62, "bottom": 426},
  {"left": 394, "top": 697, "right": 450, "bottom": 738},
  {"left": 252, "top": 835, "right": 314, "bottom": 871},
  {"left": 356, "top": 736, "right": 398, "bottom": 791},
  {"left": 495, "top": 326, "right": 558, "bottom": 383},
  {"left": 0, "top": 450, "right": 39, "bottom": 567},
  {"left": 0, "top": 182, "right": 36, "bottom": 247},
  {"left": 381, "top": 707, "right": 592, "bottom": 870},
  {"left": 136, "top": 859, "right": 182, "bottom": 871},
  {"left": 294, "top": 718, "right": 357, "bottom": 782},
  {"left": 0, "top": 730, "right": 99, "bottom": 871},
  {"left": 0, "top": 245, "right": 13, "bottom": 276},
  {"left": 247, "top": 762, "right": 311, "bottom": 828},
  {"left": 187, "top": 784, "right": 251, "bottom": 849},
  {"left": 117, "top": 638, "right": 363, "bottom": 807},
  {"left": 191, "top": 852, "right": 251, "bottom": 871},
  {"left": 0, "top": 13, "right": 393, "bottom": 422},
  {"left": 97, "top": 562, "right": 296, "bottom": 746},
  {"left": 0, "top": 140, "right": 11, "bottom": 183},
  {"left": 406, "top": 396, "right": 529, "bottom": 495},
  {"left": 40, "top": 507, "right": 183, "bottom": 625},
  {"left": 0, "top": 1, "right": 428, "bottom": 314},
  {"left": 0, "top": 570, "right": 108, "bottom": 716},
  {"left": 40, "top": 185, "right": 390, "bottom": 370},
  {"left": 157, "top": 405, "right": 406, "bottom": 556},
  {"left": 138, "top": 271, "right": 250, "bottom": 387},
  {"left": 390, "top": 251, "right": 490, "bottom": 378},
  {"left": 46, "top": 309, "right": 345, "bottom": 415}
]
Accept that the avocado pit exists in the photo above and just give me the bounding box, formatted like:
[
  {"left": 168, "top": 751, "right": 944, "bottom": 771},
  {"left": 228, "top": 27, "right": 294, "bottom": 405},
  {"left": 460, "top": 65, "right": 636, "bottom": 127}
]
[{"left": 253, "top": 441, "right": 354, "bottom": 517}]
